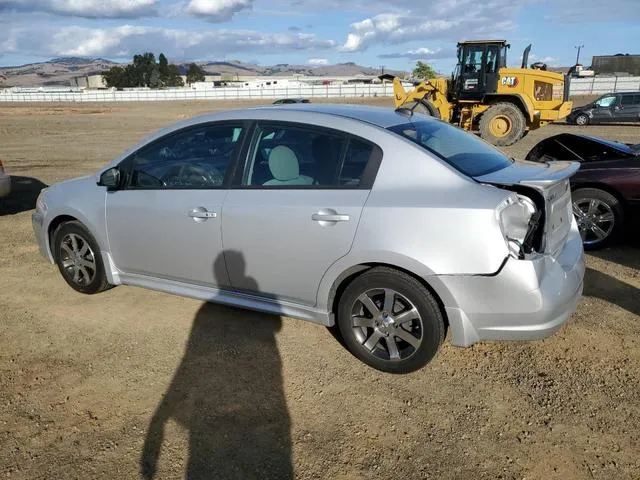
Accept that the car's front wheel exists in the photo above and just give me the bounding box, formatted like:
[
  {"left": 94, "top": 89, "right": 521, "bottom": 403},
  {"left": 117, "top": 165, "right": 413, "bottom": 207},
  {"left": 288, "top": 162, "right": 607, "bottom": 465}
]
[
  {"left": 53, "top": 221, "right": 111, "bottom": 294},
  {"left": 574, "top": 113, "right": 590, "bottom": 126},
  {"left": 572, "top": 188, "right": 624, "bottom": 249},
  {"left": 337, "top": 267, "right": 445, "bottom": 374}
]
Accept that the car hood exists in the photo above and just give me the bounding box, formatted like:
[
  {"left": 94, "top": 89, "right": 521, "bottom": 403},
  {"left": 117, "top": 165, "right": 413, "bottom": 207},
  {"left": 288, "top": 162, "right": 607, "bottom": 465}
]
[{"left": 474, "top": 159, "right": 580, "bottom": 188}]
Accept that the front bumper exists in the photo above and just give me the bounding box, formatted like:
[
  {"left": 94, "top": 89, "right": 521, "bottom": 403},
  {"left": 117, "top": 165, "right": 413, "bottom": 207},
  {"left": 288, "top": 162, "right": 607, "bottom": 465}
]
[
  {"left": 32, "top": 211, "right": 53, "bottom": 262},
  {"left": 441, "top": 219, "right": 585, "bottom": 347},
  {"left": 0, "top": 175, "right": 11, "bottom": 198}
]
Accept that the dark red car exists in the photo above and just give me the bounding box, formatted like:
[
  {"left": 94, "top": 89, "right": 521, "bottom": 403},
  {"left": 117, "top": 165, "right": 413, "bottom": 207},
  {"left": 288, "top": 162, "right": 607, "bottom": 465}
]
[{"left": 526, "top": 133, "right": 640, "bottom": 249}]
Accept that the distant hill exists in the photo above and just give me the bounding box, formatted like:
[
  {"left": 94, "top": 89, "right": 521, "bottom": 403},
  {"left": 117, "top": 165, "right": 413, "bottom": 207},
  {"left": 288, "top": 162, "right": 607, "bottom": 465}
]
[
  {"left": 0, "top": 57, "right": 116, "bottom": 87},
  {"left": 0, "top": 57, "right": 405, "bottom": 87}
]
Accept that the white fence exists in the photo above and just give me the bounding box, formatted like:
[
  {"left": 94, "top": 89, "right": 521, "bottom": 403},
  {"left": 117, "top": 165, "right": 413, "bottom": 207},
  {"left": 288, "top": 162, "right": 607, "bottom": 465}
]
[
  {"left": 569, "top": 76, "right": 640, "bottom": 95},
  {"left": 0, "top": 84, "right": 394, "bottom": 103},
  {"left": 1, "top": 76, "right": 639, "bottom": 102}
]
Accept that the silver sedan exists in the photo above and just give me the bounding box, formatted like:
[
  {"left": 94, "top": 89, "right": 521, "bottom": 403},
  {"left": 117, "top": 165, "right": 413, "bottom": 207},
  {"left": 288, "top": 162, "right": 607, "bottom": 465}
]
[{"left": 32, "top": 105, "right": 584, "bottom": 373}]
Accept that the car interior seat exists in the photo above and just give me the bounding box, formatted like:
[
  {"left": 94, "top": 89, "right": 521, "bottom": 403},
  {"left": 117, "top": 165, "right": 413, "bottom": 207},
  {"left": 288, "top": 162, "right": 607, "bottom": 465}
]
[{"left": 264, "top": 145, "right": 314, "bottom": 185}]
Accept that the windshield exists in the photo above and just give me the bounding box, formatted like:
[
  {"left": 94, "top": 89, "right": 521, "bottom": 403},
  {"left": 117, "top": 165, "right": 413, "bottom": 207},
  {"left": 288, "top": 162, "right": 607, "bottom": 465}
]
[{"left": 388, "top": 120, "right": 512, "bottom": 177}]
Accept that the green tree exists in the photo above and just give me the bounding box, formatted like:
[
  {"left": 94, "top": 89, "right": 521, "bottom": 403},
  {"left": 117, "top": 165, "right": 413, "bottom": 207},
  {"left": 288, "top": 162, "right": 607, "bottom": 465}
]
[
  {"left": 186, "top": 63, "right": 206, "bottom": 85},
  {"left": 165, "top": 64, "right": 184, "bottom": 87},
  {"left": 412, "top": 61, "right": 437, "bottom": 80},
  {"left": 133, "top": 52, "right": 156, "bottom": 87},
  {"left": 103, "top": 66, "right": 124, "bottom": 89},
  {"left": 158, "top": 53, "right": 169, "bottom": 85}
]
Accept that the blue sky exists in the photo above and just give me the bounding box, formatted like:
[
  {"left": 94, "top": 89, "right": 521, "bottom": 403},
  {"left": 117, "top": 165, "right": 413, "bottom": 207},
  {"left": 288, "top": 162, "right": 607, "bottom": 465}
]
[{"left": 0, "top": 0, "right": 638, "bottom": 71}]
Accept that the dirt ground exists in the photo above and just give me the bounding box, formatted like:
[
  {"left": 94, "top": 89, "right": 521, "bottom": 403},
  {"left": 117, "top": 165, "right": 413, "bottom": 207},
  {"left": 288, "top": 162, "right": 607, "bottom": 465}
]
[{"left": 1, "top": 98, "right": 639, "bottom": 480}]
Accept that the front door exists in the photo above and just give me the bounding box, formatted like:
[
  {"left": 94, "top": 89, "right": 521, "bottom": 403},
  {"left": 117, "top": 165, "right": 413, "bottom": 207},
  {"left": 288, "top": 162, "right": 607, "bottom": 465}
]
[
  {"left": 105, "top": 122, "right": 246, "bottom": 287},
  {"left": 221, "top": 121, "right": 381, "bottom": 306},
  {"left": 591, "top": 94, "right": 618, "bottom": 123}
]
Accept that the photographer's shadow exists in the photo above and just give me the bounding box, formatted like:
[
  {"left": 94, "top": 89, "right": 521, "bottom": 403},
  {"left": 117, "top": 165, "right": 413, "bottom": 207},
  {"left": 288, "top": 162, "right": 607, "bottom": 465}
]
[{"left": 141, "top": 251, "right": 292, "bottom": 480}]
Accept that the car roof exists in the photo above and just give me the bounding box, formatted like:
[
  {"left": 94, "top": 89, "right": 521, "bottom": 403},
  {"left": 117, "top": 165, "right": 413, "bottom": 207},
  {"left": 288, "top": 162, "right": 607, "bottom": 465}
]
[{"left": 246, "top": 104, "right": 424, "bottom": 128}]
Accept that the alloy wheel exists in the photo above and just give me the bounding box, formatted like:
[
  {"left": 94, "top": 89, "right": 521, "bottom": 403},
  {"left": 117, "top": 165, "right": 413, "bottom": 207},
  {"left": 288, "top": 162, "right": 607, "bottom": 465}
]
[
  {"left": 573, "top": 198, "right": 615, "bottom": 246},
  {"left": 350, "top": 288, "right": 423, "bottom": 362},
  {"left": 60, "top": 233, "right": 97, "bottom": 286}
]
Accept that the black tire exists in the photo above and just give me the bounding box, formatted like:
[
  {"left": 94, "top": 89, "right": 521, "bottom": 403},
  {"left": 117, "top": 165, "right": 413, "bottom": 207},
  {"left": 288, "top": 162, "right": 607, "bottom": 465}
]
[
  {"left": 401, "top": 100, "right": 441, "bottom": 119},
  {"left": 572, "top": 188, "right": 624, "bottom": 250},
  {"left": 337, "top": 267, "right": 445, "bottom": 374},
  {"left": 574, "top": 113, "right": 590, "bottom": 126},
  {"left": 479, "top": 102, "right": 526, "bottom": 146},
  {"left": 53, "top": 221, "right": 112, "bottom": 294}
]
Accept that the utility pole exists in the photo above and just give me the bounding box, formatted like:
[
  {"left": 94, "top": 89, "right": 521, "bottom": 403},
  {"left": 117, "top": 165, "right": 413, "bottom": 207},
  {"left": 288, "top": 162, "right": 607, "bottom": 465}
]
[{"left": 575, "top": 45, "right": 584, "bottom": 65}]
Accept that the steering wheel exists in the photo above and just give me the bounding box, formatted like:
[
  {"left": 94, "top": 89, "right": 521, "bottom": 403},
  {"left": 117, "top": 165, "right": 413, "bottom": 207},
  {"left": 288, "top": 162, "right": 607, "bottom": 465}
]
[{"left": 177, "top": 164, "right": 221, "bottom": 187}]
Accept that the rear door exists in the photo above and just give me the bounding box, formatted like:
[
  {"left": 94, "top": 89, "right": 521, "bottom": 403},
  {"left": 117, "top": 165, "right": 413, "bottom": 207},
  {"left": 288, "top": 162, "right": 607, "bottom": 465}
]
[
  {"left": 617, "top": 94, "right": 640, "bottom": 122},
  {"left": 221, "top": 121, "right": 381, "bottom": 306}
]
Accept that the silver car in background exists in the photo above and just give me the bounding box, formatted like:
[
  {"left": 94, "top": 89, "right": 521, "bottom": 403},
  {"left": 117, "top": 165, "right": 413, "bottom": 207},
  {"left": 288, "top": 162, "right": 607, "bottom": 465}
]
[{"left": 32, "top": 105, "right": 584, "bottom": 373}]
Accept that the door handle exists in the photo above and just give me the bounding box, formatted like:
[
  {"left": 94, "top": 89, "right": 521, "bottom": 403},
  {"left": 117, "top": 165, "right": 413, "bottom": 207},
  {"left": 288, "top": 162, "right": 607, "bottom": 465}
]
[
  {"left": 312, "top": 209, "right": 350, "bottom": 223},
  {"left": 188, "top": 207, "right": 217, "bottom": 222}
]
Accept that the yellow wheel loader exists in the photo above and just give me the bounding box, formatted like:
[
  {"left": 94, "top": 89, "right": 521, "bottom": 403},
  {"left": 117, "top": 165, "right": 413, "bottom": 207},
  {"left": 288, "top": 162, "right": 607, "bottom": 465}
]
[{"left": 382, "top": 40, "right": 573, "bottom": 146}]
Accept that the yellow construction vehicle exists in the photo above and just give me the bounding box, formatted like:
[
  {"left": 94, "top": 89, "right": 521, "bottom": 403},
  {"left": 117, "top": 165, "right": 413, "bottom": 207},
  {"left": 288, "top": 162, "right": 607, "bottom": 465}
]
[{"left": 382, "top": 40, "right": 573, "bottom": 146}]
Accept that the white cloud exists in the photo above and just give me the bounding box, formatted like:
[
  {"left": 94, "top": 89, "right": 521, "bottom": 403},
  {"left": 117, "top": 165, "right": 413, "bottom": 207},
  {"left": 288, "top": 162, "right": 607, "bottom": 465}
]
[
  {"left": 0, "top": 0, "right": 157, "bottom": 18},
  {"left": 0, "top": 24, "right": 336, "bottom": 58},
  {"left": 186, "top": 0, "right": 253, "bottom": 21},
  {"left": 339, "top": 0, "right": 527, "bottom": 52},
  {"left": 378, "top": 47, "right": 456, "bottom": 60},
  {"left": 307, "top": 57, "right": 329, "bottom": 65}
]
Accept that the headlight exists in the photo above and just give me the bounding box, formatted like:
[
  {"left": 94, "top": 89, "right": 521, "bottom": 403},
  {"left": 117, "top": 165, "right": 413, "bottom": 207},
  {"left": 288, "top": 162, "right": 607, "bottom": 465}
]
[
  {"left": 497, "top": 193, "right": 537, "bottom": 258},
  {"left": 36, "top": 191, "right": 48, "bottom": 213}
]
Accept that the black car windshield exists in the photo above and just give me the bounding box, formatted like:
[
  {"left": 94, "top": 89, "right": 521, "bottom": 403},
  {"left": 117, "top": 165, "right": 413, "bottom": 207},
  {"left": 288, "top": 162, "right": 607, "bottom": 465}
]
[{"left": 388, "top": 120, "right": 512, "bottom": 177}]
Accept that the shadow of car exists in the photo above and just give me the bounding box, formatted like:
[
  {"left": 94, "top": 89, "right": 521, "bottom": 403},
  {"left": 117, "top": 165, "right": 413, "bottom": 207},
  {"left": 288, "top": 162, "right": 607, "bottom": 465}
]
[
  {"left": 0, "top": 174, "right": 48, "bottom": 216},
  {"left": 526, "top": 133, "right": 640, "bottom": 249}
]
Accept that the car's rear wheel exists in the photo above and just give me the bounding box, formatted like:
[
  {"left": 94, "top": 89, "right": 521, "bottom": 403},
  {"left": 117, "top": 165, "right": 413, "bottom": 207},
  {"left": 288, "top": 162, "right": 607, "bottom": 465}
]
[
  {"left": 53, "top": 221, "right": 111, "bottom": 294},
  {"left": 572, "top": 188, "right": 624, "bottom": 249},
  {"left": 337, "top": 267, "right": 445, "bottom": 374},
  {"left": 574, "top": 113, "right": 590, "bottom": 126}
]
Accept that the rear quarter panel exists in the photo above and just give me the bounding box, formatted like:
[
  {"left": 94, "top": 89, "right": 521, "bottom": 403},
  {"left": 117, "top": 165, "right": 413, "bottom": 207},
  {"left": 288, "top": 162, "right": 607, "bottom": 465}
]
[{"left": 316, "top": 134, "right": 511, "bottom": 310}]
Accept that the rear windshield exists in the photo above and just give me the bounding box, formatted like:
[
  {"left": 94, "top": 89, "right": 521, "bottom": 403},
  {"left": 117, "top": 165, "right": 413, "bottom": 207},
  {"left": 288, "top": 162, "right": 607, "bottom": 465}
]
[{"left": 388, "top": 120, "right": 512, "bottom": 177}]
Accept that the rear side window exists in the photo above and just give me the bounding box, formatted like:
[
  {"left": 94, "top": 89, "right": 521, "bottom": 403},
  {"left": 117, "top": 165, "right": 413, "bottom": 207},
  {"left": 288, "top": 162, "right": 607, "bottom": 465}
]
[
  {"left": 621, "top": 94, "right": 640, "bottom": 106},
  {"left": 388, "top": 120, "right": 512, "bottom": 177},
  {"left": 242, "top": 122, "right": 379, "bottom": 188}
]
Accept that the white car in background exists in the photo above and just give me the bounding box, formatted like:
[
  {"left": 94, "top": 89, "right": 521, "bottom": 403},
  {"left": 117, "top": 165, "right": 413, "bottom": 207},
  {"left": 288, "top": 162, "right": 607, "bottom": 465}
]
[{"left": 0, "top": 160, "right": 11, "bottom": 198}]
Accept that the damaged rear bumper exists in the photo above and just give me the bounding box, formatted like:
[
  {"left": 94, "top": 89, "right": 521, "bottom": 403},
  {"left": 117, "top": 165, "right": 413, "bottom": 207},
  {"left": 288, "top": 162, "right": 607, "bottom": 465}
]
[{"left": 441, "top": 218, "right": 585, "bottom": 347}]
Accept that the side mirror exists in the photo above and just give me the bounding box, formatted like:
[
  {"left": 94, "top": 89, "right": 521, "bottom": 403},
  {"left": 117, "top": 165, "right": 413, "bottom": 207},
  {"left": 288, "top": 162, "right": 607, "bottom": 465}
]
[{"left": 98, "top": 167, "right": 121, "bottom": 190}]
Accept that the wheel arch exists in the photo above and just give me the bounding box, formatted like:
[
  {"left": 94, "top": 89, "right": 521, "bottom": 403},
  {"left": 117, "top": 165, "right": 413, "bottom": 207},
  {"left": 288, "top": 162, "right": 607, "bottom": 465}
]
[
  {"left": 47, "top": 214, "right": 79, "bottom": 261},
  {"left": 325, "top": 262, "right": 452, "bottom": 334},
  {"left": 483, "top": 94, "right": 533, "bottom": 122}
]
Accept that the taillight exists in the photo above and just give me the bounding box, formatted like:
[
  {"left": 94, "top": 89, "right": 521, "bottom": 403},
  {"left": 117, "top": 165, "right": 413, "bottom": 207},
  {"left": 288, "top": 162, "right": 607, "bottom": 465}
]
[{"left": 0, "top": 159, "right": 4, "bottom": 174}]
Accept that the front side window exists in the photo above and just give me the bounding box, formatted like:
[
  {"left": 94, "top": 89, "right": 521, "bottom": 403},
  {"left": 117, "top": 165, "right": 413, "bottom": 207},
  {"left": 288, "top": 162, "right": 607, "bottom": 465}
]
[
  {"left": 243, "top": 123, "right": 375, "bottom": 188},
  {"left": 127, "top": 124, "right": 244, "bottom": 189},
  {"left": 462, "top": 46, "right": 484, "bottom": 73},
  {"left": 388, "top": 120, "right": 512, "bottom": 177},
  {"left": 595, "top": 96, "right": 617, "bottom": 108}
]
